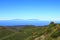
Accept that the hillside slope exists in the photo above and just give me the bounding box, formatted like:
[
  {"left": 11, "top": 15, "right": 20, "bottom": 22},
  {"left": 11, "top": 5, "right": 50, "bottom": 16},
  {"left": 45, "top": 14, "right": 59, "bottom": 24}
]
[
  {"left": 33, "top": 22, "right": 60, "bottom": 40},
  {"left": 0, "top": 22, "right": 60, "bottom": 40}
]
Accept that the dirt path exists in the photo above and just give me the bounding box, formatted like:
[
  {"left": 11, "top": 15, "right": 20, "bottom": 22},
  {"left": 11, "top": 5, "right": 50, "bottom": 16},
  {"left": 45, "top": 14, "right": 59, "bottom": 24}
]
[
  {"left": 34, "top": 35, "right": 46, "bottom": 40},
  {"left": 34, "top": 37, "right": 40, "bottom": 40}
]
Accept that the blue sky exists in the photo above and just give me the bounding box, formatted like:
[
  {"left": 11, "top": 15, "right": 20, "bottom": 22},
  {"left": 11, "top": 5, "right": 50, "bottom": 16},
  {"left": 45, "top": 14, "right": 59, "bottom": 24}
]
[{"left": 0, "top": 0, "right": 60, "bottom": 21}]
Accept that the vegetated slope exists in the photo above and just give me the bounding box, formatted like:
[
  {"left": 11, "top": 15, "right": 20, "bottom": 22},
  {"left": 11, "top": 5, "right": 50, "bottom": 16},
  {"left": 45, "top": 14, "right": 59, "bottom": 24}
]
[
  {"left": 0, "top": 25, "right": 46, "bottom": 40},
  {"left": 33, "top": 22, "right": 60, "bottom": 40},
  {"left": 0, "top": 22, "right": 60, "bottom": 40},
  {"left": 0, "top": 27, "right": 14, "bottom": 39}
]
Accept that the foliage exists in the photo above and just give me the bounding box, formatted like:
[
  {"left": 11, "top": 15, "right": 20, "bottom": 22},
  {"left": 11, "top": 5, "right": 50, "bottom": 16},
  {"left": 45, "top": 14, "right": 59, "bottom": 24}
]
[
  {"left": 0, "top": 22, "right": 60, "bottom": 40},
  {"left": 51, "top": 30, "right": 60, "bottom": 38}
]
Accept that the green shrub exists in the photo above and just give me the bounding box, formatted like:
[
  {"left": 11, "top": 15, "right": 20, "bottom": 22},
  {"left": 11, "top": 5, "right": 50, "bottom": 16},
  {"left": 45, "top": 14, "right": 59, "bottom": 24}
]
[{"left": 51, "top": 30, "right": 60, "bottom": 38}]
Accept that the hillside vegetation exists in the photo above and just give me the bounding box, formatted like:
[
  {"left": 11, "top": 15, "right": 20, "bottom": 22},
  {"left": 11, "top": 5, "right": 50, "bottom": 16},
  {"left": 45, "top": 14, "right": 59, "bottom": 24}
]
[{"left": 0, "top": 22, "right": 60, "bottom": 40}]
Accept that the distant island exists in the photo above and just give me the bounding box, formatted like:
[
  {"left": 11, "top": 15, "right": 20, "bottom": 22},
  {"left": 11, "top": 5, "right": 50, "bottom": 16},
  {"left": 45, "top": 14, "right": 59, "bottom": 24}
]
[
  {"left": 0, "top": 19, "right": 50, "bottom": 26},
  {"left": 0, "top": 19, "right": 60, "bottom": 26}
]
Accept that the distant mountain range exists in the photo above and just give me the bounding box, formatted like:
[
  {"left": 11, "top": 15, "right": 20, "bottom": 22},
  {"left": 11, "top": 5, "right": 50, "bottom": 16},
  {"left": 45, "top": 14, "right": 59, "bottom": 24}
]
[{"left": 0, "top": 19, "right": 59, "bottom": 26}]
